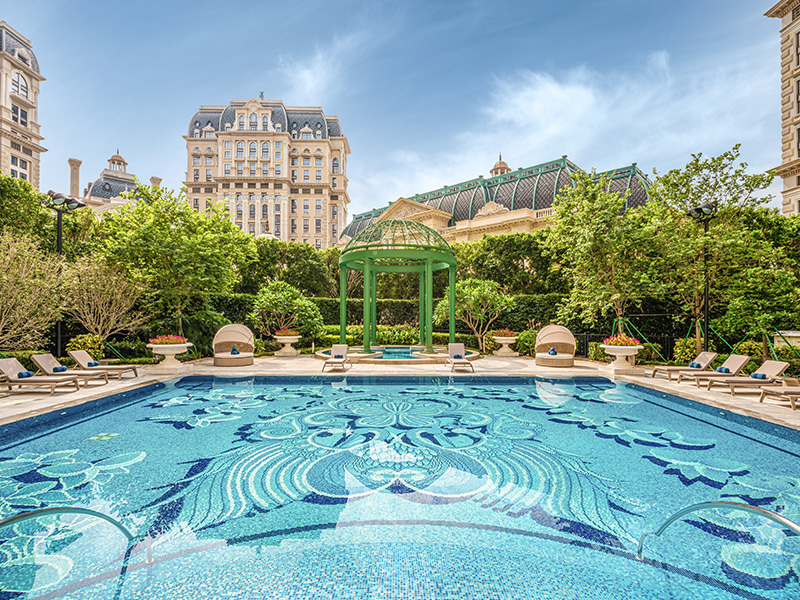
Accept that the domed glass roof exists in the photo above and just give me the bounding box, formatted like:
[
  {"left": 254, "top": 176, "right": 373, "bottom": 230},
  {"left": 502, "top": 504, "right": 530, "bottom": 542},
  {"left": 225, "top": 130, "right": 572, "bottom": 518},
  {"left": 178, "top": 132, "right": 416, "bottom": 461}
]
[{"left": 342, "top": 219, "right": 454, "bottom": 255}]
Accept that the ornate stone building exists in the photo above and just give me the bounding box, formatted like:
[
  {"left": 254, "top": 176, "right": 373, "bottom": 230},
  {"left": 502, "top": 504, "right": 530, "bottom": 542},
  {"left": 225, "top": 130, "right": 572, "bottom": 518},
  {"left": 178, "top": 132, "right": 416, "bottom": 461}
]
[
  {"left": 184, "top": 99, "right": 350, "bottom": 248},
  {"left": 767, "top": 1, "right": 800, "bottom": 215},
  {"left": 341, "top": 155, "right": 650, "bottom": 243},
  {"left": 65, "top": 151, "right": 160, "bottom": 212},
  {"left": 0, "top": 22, "right": 45, "bottom": 187}
]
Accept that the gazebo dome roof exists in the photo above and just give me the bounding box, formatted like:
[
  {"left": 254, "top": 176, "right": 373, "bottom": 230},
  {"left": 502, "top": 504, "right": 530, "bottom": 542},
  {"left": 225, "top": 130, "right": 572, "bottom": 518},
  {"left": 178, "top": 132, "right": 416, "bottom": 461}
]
[{"left": 342, "top": 219, "right": 454, "bottom": 255}]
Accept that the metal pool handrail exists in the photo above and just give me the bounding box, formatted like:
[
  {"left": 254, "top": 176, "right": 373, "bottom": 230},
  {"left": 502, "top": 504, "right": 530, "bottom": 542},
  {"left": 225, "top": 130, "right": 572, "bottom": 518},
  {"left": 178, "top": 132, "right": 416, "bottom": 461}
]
[
  {"left": 0, "top": 506, "right": 136, "bottom": 542},
  {"left": 636, "top": 500, "right": 800, "bottom": 560}
]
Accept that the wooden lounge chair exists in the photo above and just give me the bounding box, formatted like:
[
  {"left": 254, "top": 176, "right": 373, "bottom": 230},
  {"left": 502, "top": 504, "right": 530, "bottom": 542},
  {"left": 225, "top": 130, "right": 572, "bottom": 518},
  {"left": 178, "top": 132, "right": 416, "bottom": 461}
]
[
  {"left": 322, "top": 344, "right": 350, "bottom": 372},
  {"left": 676, "top": 354, "right": 751, "bottom": 385},
  {"left": 0, "top": 358, "right": 80, "bottom": 395},
  {"left": 213, "top": 324, "right": 255, "bottom": 367},
  {"left": 759, "top": 378, "right": 800, "bottom": 411},
  {"left": 650, "top": 351, "right": 718, "bottom": 381},
  {"left": 68, "top": 350, "right": 138, "bottom": 378},
  {"left": 447, "top": 343, "right": 474, "bottom": 372},
  {"left": 707, "top": 360, "right": 790, "bottom": 395},
  {"left": 31, "top": 354, "right": 109, "bottom": 386},
  {"left": 534, "top": 325, "right": 575, "bottom": 368}
]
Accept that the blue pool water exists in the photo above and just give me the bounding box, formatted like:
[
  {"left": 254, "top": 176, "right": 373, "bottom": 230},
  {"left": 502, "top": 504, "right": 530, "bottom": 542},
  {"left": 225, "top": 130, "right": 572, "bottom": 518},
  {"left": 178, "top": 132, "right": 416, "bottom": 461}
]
[
  {"left": 1, "top": 376, "right": 799, "bottom": 599},
  {"left": 378, "top": 347, "right": 417, "bottom": 359}
]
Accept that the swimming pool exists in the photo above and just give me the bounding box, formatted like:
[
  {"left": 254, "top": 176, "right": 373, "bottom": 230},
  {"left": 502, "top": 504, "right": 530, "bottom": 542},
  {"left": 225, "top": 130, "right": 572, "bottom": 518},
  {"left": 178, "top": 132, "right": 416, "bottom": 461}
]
[{"left": 0, "top": 376, "right": 798, "bottom": 599}]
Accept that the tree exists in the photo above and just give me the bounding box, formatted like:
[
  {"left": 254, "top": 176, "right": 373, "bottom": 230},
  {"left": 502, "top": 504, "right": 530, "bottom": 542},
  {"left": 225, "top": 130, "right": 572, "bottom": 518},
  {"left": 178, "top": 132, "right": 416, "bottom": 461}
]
[
  {"left": 100, "top": 181, "right": 252, "bottom": 333},
  {"left": 547, "top": 170, "right": 660, "bottom": 332},
  {"left": 0, "top": 233, "right": 62, "bottom": 350},
  {"left": 644, "top": 145, "right": 775, "bottom": 352},
  {"left": 0, "top": 173, "right": 50, "bottom": 243},
  {"left": 62, "top": 258, "right": 149, "bottom": 340},
  {"left": 235, "top": 237, "right": 334, "bottom": 296},
  {"left": 433, "top": 278, "right": 514, "bottom": 352},
  {"left": 249, "top": 280, "right": 323, "bottom": 338}
]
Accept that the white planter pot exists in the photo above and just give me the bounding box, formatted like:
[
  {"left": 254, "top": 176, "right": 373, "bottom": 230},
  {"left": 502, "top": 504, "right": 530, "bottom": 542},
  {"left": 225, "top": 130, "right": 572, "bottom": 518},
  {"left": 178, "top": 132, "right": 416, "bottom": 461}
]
[
  {"left": 147, "top": 342, "right": 193, "bottom": 367},
  {"left": 599, "top": 344, "right": 643, "bottom": 369},
  {"left": 493, "top": 336, "right": 518, "bottom": 356},
  {"left": 275, "top": 335, "right": 301, "bottom": 357}
]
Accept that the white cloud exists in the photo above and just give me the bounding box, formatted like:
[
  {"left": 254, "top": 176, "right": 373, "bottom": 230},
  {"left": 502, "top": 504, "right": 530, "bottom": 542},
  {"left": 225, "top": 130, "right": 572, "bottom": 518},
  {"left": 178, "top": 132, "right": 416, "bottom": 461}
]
[{"left": 347, "top": 43, "right": 782, "bottom": 217}]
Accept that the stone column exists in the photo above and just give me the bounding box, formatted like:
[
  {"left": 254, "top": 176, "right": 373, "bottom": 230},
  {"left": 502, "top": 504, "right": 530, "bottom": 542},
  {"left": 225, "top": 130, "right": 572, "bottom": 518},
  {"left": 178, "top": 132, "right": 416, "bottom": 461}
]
[{"left": 68, "top": 158, "right": 82, "bottom": 198}]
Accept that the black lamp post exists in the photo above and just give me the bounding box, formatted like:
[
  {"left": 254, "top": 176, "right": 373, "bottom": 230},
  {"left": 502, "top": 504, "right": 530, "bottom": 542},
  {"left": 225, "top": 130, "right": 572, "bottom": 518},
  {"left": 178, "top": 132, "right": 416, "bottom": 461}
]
[
  {"left": 687, "top": 201, "right": 718, "bottom": 353},
  {"left": 47, "top": 190, "right": 85, "bottom": 356}
]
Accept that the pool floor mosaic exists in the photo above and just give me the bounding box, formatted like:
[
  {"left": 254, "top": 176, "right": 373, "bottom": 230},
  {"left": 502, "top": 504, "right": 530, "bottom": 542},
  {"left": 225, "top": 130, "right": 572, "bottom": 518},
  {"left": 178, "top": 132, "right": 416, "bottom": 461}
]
[{"left": 0, "top": 376, "right": 799, "bottom": 599}]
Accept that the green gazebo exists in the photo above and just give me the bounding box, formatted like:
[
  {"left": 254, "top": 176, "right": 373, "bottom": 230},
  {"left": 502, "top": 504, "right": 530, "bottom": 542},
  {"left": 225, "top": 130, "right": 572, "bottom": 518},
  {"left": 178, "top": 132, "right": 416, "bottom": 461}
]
[{"left": 338, "top": 219, "right": 456, "bottom": 353}]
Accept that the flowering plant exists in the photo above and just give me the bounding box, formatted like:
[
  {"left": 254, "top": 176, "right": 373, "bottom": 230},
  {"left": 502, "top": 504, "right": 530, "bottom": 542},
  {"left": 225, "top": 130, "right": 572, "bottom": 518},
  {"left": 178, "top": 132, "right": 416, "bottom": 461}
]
[
  {"left": 149, "top": 334, "right": 188, "bottom": 344},
  {"left": 603, "top": 333, "right": 640, "bottom": 346},
  {"left": 493, "top": 328, "right": 517, "bottom": 337},
  {"left": 274, "top": 329, "right": 299, "bottom": 336}
]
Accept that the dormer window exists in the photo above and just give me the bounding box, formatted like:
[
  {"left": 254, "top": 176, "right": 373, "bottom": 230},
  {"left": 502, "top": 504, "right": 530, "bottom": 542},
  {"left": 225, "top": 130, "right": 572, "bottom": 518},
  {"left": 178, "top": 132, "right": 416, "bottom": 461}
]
[
  {"left": 275, "top": 124, "right": 282, "bottom": 132},
  {"left": 238, "top": 115, "right": 244, "bottom": 130},
  {"left": 103, "top": 182, "right": 112, "bottom": 192},
  {"left": 11, "top": 73, "right": 28, "bottom": 98},
  {"left": 263, "top": 115, "right": 269, "bottom": 131},
  {"left": 249, "top": 113, "right": 258, "bottom": 131}
]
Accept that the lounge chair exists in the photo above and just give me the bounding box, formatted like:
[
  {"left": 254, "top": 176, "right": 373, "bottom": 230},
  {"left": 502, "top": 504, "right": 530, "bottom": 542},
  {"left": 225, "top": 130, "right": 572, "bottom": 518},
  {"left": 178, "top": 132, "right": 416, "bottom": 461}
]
[
  {"left": 676, "top": 354, "right": 750, "bottom": 386},
  {"left": 68, "top": 350, "right": 138, "bottom": 378},
  {"left": 447, "top": 343, "right": 474, "bottom": 372},
  {"left": 31, "top": 354, "right": 109, "bottom": 386},
  {"left": 650, "top": 351, "right": 718, "bottom": 381},
  {"left": 322, "top": 344, "right": 350, "bottom": 372},
  {"left": 759, "top": 378, "right": 800, "bottom": 411},
  {"left": 534, "top": 325, "right": 575, "bottom": 368},
  {"left": 213, "top": 324, "right": 255, "bottom": 367},
  {"left": 0, "top": 358, "right": 80, "bottom": 395},
  {"left": 707, "top": 360, "right": 790, "bottom": 395}
]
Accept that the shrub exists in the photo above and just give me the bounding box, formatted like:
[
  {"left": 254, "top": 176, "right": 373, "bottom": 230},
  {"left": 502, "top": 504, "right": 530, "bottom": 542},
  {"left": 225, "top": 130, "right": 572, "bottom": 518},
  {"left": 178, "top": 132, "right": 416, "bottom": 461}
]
[
  {"left": 66, "top": 333, "right": 105, "bottom": 360},
  {"left": 638, "top": 342, "right": 664, "bottom": 362},
  {"left": 0, "top": 349, "right": 48, "bottom": 372},
  {"left": 587, "top": 342, "right": 609, "bottom": 362},
  {"left": 515, "top": 329, "right": 537, "bottom": 357},
  {"left": 671, "top": 338, "right": 715, "bottom": 364},
  {"left": 105, "top": 338, "right": 150, "bottom": 359},
  {"left": 250, "top": 281, "right": 323, "bottom": 340}
]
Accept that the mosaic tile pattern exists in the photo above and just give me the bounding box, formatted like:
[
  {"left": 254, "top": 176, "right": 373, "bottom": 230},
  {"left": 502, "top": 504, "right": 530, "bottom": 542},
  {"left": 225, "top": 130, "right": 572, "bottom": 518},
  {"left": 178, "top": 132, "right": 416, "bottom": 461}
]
[{"left": 0, "top": 376, "right": 798, "bottom": 599}]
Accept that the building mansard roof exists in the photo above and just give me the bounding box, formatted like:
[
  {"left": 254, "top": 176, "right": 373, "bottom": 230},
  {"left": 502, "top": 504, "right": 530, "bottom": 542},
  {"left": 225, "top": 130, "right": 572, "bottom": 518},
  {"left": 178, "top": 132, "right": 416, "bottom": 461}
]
[
  {"left": 0, "top": 24, "right": 40, "bottom": 74},
  {"left": 341, "top": 156, "right": 651, "bottom": 239}
]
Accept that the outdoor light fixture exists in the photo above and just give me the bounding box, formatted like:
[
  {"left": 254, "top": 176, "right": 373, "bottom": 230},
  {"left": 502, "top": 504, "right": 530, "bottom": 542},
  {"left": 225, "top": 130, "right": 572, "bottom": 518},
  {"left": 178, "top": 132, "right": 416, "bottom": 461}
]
[
  {"left": 687, "top": 201, "right": 718, "bottom": 353},
  {"left": 46, "top": 190, "right": 86, "bottom": 356}
]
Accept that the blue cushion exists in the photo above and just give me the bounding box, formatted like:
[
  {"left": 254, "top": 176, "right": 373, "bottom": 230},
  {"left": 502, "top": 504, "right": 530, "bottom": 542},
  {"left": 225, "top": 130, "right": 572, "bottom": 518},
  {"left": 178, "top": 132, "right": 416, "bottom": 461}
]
[
  {"left": 750, "top": 372, "right": 767, "bottom": 379},
  {"left": 334, "top": 354, "right": 344, "bottom": 359},
  {"left": 716, "top": 366, "right": 730, "bottom": 373},
  {"left": 231, "top": 346, "right": 240, "bottom": 355},
  {"left": 453, "top": 354, "right": 462, "bottom": 359},
  {"left": 88, "top": 361, "right": 100, "bottom": 367},
  {"left": 53, "top": 365, "right": 67, "bottom": 373},
  {"left": 688, "top": 362, "right": 701, "bottom": 368},
  {"left": 17, "top": 371, "right": 34, "bottom": 379},
  {"left": 548, "top": 349, "right": 557, "bottom": 355}
]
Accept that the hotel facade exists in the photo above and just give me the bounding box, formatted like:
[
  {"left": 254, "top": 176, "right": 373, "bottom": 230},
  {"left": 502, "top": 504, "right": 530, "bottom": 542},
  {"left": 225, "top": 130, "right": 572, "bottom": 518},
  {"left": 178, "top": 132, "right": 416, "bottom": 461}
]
[{"left": 184, "top": 99, "right": 350, "bottom": 249}]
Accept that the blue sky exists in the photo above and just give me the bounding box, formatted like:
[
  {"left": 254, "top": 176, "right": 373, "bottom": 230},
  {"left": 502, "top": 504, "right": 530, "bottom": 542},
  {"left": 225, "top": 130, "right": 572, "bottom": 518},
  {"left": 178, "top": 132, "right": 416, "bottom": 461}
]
[{"left": 8, "top": 0, "right": 783, "bottom": 216}]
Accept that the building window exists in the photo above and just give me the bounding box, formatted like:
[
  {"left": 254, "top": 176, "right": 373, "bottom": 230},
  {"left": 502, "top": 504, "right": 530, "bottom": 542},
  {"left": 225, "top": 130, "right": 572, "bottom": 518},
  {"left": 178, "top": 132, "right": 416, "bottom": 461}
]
[
  {"left": 262, "top": 204, "right": 268, "bottom": 218},
  {"left": 292, "top": 132, "right": 298, "bottom": 139},
  {"left": 262, "top": 142, "right": 270, "bottom": 158},
  {"left": 238, "top": 115, "right": 244, "bottom": 130},
  {"left": 236, "top": 163, "right": 243, "bottom": 176},
  {"left": 224, "top": 164, "right": 231, "bottom": 176},
  {"left": 249, "top": 204, "right": 256, "bottom": 219},
  {"left": 206, "top": 169, "right": 212, "bottom": 181},
  {"left": 249, "top": 193, "right": 256, "bottom": 203},
  {"left": 11, "top": 72, "right": 28, "bottom": 98},
  {"left": 275, "top": 141, "right": 282, "bottom": 149},
  {"left": 291, "top": 218, "right": 297, "bottom": 233},
  {"left": 249, "top": 163, "right": 256, "bottom": 176},
  {"left": 205, "top": 156, "right": 213, "bottom": 166},
  {"left": 302, "top": 132, "right": 312, "bottom": 139},
  {"left": 249, "top": 142, "right": 257, "bottom": 159},
  {"left": 262, "top": 163, "right": 269, "bottom": 176},
  {"left": 303, "top": 219, "right": 310, "bottom": 234},
  {"left": 291, "top": 158, "right": 298, "bottom": 166},
  {"left": 332, "top": 223, "right": 338, "bottom": 237},
  {"left": 315, "top": 131, "right": 322, "bottom": 139},
  {"left": 204, "top": 131, "right": 215, "bottom": 138},
  {"left": 236, "top": 203, "right": 243, "bottom": 217},
  {"left": 263, "top": 115, "right": 269, "bottom": 131},
  {"left": 291, "top": 199, "right": 297, "bottom": 212},
  {"left": 315, "top": 157, "right": 323, "bottom": 167},
  {"left": 275, "top": 164, "right": 281, "bottom": 176},
  {"left": 275, "top": 215, "right": 281, "bottom": 234},
  {"left": 224, "top": 150, "right": 231, "bottom": 159},
  {"left": 332, "top": 205, "right": 338, "bottom": 220},
  {"left": 193, "top": 198, "right": 199, "bottom": 209},
  {"left": 316, "top": 199, "right": 322, "bottom": 214},
  {"left": 332, "top": 158, "right": 339, "bottom": 174},
  {"left": 797, "top": 126, "right": 800, "bottom": 158},
  {"left": 303, "top": 199, "right": 310, "bottom": 214},
  {"left": 193, "top": 169, "right": 199, "bottom": 182},
  {"left": 303, "top": 157, "right": 310, "bottom": 166},
  {"left": 225, "top": 141, "right": 231, "bottom": 149},
  {"left": 332, "top": 177, "right": 337, "bottom": 189},
  {"left": 274, "top": 202, "right": 281, "bottom": 212},
  {"left": 316, "top": 170, "right": 322, "bottom": 183},
  {"left": 249, "top": 113, "right": 258, "bottom": 131},
  {"left": 315, "top": 218, "right": 322, "bottom": 234},
  {"left": 236, "top": 142, "right": 244, "bottom": 158},
  {"left": 275, "top": 124, "right": 282, "bottom": 132},
  {"left": 11, "top": 105, "right": 27, "bottom": 127},
  {"left": 275, "top": 151, "right": 282, "bottom": 159},
  {"left": 291, "top": 170, "right": 297, "bottom": 182},
  {"left": 192, "top": 156, "right": 201, "bottom": 166},
  {"left": 206, "top": 200, "right": 212, "bottom": 210},
  {"left": 303, "top": 170, "right": 310, "bottom": 182}
]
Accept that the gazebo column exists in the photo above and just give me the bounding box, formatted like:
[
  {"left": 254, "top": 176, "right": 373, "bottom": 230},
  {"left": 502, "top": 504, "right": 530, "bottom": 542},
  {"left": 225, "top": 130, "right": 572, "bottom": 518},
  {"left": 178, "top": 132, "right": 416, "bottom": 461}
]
[
  {"left": 339, "top": 266, "right": 347, "bottom": 344},
  {"left": 370, "top": 270, "right": 378, "bottom": 346},
  {"left": 362, "top": 258, "right": 372, "bottom": 353},
  {"left": 448, "top": 265, "right": 456, "bottom": 344},
  {"left": 424, "top": 258, "right": 434, "bottom": 353},
  {"left": 418, "top": 270, "right": 425, "bottom": 345}
]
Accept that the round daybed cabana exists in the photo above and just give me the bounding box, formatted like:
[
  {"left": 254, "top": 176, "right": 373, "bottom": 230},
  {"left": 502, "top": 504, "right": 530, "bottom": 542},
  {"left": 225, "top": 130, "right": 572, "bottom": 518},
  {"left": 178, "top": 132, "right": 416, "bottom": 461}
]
[{"left": 338, "top": 220, "right": 456, "bottom": 354}]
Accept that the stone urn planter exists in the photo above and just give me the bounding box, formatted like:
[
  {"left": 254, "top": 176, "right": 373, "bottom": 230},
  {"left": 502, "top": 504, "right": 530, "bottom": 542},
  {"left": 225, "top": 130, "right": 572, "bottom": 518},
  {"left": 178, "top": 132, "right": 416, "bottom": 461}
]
[
  {"left": 492, "top": 336, "right": 519, "bottom": 357},
  {"left": 274, "top": 335, "right": 301, "bottom": 357},
  {"left": 146, "top": 342, "right": 193, "bottom": 367},
  {"left": 599, "top": 344, "right": 643, "bottom": 370}
]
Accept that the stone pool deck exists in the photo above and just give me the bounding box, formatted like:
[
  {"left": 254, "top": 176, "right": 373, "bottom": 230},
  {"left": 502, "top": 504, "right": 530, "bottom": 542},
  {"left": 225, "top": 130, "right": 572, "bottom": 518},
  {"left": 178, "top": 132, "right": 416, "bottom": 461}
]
[{"left": 1, "top": 355, "right": 798, "bottom": 431}]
